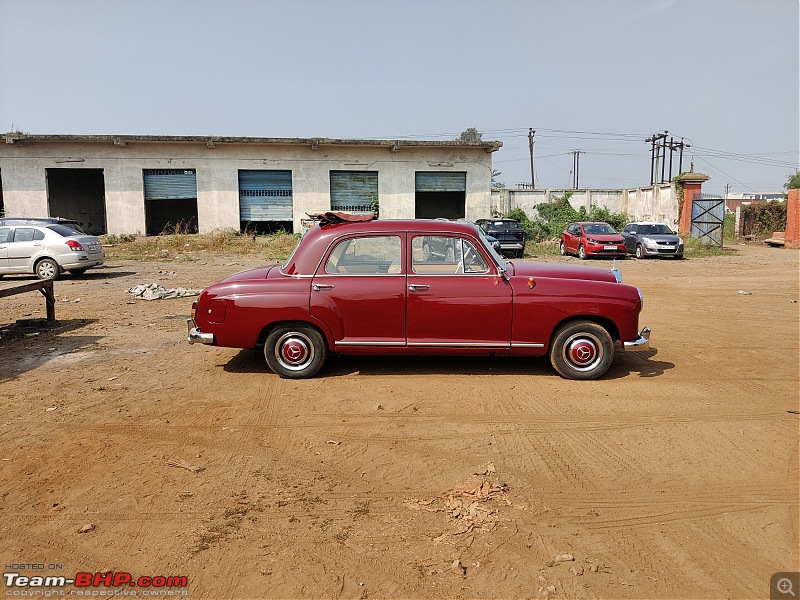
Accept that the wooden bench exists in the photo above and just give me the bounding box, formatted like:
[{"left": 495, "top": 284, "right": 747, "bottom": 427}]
[{"left": 0, "top": 279, "right": 56, "bottom": 320}]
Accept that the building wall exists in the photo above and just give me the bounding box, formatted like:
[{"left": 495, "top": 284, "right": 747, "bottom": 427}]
[
  {"left": 491, "top": 184, "right": 677, "bottom": 227},
  {"left": 0, "top": 141, "right": 494, "bottom": 234}
]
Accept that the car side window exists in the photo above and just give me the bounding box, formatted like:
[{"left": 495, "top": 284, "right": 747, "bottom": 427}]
[
  {"left": 12, "top": 228, "right": 36, "bottom": 243},
  {"left": 0, "top": 228, "right": 9, "bottom": 243},
  {"left": 324, "top": 235, "right": 402, "bottom": 275},
  {"left": 412, "top": 236, "right": 488, "bottom": 275},
  {"left": 629, "top": 225, "right": 638, "bottom": 234}
]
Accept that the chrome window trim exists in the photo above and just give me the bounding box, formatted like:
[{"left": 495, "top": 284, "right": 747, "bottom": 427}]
[{"left": 335, "top": 341, "right": 406, "bottom": 347}]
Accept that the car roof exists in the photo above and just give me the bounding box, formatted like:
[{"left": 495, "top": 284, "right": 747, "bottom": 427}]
[
  {"left": 284, "top": 219, "right": 484, "bottom": 275},
  {"left": 0, "top": 217, "right": 79, "bottom": 225},
  {"left": 576, "top": 221, "right": 611, "bottom": 226}
]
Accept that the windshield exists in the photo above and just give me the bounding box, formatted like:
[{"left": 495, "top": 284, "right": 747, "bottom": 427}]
[
  {"left": 474, "top": 226, "right": 507, "bottom": 265},
  {"left": 583, "top": 223, "right": 616, "bottom": 235},
  {"left": 639, "top": 224, "right": 672, "bottom": 235},
  {"left": 48, "top": 224, "right": 85, "bottom": 237}
]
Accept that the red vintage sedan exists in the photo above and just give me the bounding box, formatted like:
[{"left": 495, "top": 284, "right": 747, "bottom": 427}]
[
  {"left": 188, "top": 214, "right": 650, "bottom": 380},
  {"left": 561, "top": 221, "right": 627, "bottom": 259}
]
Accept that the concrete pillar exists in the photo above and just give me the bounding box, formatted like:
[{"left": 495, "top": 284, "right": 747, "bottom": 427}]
[
  {"left": 676, "top": 171, "right": 710, "bottom": 234},
  {"left": 785, "top": 188, "right": 799, "bottom": 249}
]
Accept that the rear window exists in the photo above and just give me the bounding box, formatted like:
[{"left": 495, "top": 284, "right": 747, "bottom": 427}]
[
  {"left": 486, "top": 220, "right": 521, "bottom": 230},
  {"left": 47, "top": 224, "right": 82, "bottom": 236}
]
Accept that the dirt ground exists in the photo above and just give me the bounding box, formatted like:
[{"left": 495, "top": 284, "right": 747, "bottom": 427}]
[{"left": 1, "top": 243, "right": 798, "bottom": 599}]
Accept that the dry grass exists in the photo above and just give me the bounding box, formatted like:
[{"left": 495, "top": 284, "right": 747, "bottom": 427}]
[{"left": 102, "top": 229, "right": 300, "bottom": 262}]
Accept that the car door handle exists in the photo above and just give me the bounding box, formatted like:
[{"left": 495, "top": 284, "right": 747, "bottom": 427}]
[
  {"left": 408, "top": 284, "right": 430, "bottom": 292},
  {"left": 313, "top": 283, "right": 335, "bottom": 291}
]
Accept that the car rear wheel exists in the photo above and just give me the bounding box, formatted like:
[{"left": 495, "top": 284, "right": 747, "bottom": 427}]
[
  {"left": 635, "top": 244, "right": 644, "bottom": 259},
  {"left": 559, "top": 241, "right": 566, "bottom": 256},
  {"left": 264, "top": 323, "right": 328, "bottom": 379},
  {"left": 35, "top": 258, "right": 60, "bottom": 281},
  {"left": 549, "top": 320, "right": 614, "bottom": 380},
  {"left": 578, "top": 244, "right": 587, "bottom": 260}
]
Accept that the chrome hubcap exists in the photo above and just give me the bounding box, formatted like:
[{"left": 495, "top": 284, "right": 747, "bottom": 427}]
[
  {"left": 562, "top": 332, "right": 603, "bottom": 372},
  {"left": 275, "top": 332, "right": 314, "bottom": 371}
]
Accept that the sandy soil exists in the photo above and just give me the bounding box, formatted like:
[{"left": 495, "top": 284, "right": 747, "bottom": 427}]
[{"left": 1, "top": 243, "right": 798, "bottom": 599}]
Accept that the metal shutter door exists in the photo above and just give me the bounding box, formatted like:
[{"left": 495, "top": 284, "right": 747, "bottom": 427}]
[
  {"left": 415, "top": 172, "right": 466, "bottom": 192},
  {"left": 143, "top": 169, "right": 197, "bottom": 200},
  {"left": 330, "top": 171, "right": 378, "bottom": 212},
  {"left": 238, "top": 170, "right": 293, "bottom": 221}
]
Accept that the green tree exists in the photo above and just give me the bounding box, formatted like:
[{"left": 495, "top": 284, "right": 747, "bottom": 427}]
[
  {"left": 785, "top": 170, "right": 800, "bottom": 190},
  {"left": 457, "top": 127, "right": 482, "bottom": 142}
]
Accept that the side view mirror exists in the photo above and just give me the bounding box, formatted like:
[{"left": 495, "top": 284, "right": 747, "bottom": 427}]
[{"left": 498, "top": 266, "right": 510, "bottom": 281}]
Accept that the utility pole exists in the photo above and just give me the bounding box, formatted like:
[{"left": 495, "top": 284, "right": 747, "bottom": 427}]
[
  {"left": 528, "top": 128, "right": 536, "bottom": 190},
  {"left": 646, "top": 132, "right": 690, "bottom": 183},
  {"left": 572, "top": 150, "right": 584, "bottom": 189},
  {"left": 645, "top": 131, "right": 668, "bottom": 185}
]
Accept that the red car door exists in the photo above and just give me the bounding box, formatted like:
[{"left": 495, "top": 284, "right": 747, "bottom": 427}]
[
  {"left": 309, "top": 234, "right": 406, "bottom": 345},
  {"left": 405, "top": 234, "right": 512, "bottom": 349}
]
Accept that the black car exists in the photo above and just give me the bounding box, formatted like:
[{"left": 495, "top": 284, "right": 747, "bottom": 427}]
[
  {"left": 475, "top": 218, "right": 526, "bottom": 258},
  {"left": 621, "top": 222, "right": 684, "bottom": 259}
]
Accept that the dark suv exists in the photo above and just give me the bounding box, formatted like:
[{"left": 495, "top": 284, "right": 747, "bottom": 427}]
[{"left": 475, "top": 218, "right": 526, "bottom": 258}]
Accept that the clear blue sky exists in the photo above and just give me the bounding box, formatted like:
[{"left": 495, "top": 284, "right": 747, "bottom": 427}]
[{"left": 1, "top": 0, "right": 797, "bottom": 196}]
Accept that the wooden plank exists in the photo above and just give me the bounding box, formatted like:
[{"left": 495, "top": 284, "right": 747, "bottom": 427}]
[{"left": 0, "top": 279, "right": 56, "bottom": 321}]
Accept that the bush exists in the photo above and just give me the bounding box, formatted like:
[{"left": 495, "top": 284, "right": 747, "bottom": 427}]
[
  {"left": 506, "top": 192, "right": 628, "bottom": 242},
  {"left": 740, "top": 201, "right": 787, "bottom": 238}
]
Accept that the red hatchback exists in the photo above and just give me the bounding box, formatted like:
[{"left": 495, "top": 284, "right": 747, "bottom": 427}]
[
  {"left": 188, "top": 214, "right": 650, "bottom": 381},
  {"left": 561, "top": 221, "right": 627, "bottom": 259}
]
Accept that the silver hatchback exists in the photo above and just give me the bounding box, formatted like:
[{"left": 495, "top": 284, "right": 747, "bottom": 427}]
[{"left": 0, "top": 223, "right": 105, "bottom": 280}]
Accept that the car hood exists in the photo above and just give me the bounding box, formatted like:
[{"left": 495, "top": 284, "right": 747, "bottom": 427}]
[
  {"left": 221, "top": 266, "right": 276, "bottom": 282},
  {"left": 639, "top": 234, "right": 681, "bottom": 242},
  {"left": 584, "top": 234, "right": 624, "bottom": 243},
  {"left": 509, "top": 261, "right": 618, "bottom": 283}
]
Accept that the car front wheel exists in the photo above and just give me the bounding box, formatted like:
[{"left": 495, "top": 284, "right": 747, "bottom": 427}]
[
  {"left": 559, "top": 241, "right": 566, "bottom": 256},
  {"left": 549, "top": 320, "right": 614, "bottom": 380},
  {"left": 635, "top": 244, "right": 645, "bottom": 259},
  {"left": 264, "top": 323, "right": 328, "bottom": 379},
  {"left": 35, "top": 258, "right": 60, "bottom": 281},
  {"left": 578, "top": 244, "right": 587, "bottom": 260}
]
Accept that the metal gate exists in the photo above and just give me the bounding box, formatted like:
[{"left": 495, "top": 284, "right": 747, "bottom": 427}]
[
  {"left": 690, "top": 194, "right": 725, "bottom": 247},
  {"left": 330, "top": 171, "right": 378, "bottom": 212},
  {"left": 238, "top": 170, "right": 293, "bottom": 221}
]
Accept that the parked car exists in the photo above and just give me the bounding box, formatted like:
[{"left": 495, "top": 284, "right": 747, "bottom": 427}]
[
  {"left": 621, "top": 222, "right": 684, "bottom": 259},
  {"left": 0, "top": 223, "right": 105, "bottom": 280},
  {"left": 0, "top": 217, "right": 85, "bottom": 233},
  {"left": 561, "top": 222, "right": 626, "bottom": 259},
  {"left": 475, "top": 218, "right": 526, "bottom": 258},
  {"left": 457, "top": 219, "right": 502, "bottom": 255},
  {"left": 188, "top": 216, "right": 650, "bottom": 380}
]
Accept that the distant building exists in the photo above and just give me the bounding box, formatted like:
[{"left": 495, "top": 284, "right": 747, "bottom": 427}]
[
  {"left": 725, "top": 192, "right": 785, "bottom": 213},
  {"left": 0, "top": 133, "right": 501, "bottom": 235}
]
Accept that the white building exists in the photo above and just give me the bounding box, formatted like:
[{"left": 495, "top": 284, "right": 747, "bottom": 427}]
[{"left": 0, "top": 133, "right": 501, "bottom": 235}]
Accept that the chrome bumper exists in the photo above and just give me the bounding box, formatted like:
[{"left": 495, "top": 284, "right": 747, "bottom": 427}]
[
  {"left": 187, "top": 318, "right": 214, "bottom": 345},
  {"left": 623, "top": 326, "right": 651, "bottom": 352}
]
